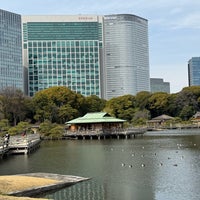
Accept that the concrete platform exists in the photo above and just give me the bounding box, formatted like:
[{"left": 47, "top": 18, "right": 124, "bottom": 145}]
[{"left": 7, "top": 173, "right": 90, "bottom": 198}]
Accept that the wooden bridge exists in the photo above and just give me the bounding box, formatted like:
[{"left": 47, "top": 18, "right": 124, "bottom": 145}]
[
  {"left": 0, "top": 134, "right": 41, "bottom": 158},
  {"left": 63, "top": 128, "right": 146, "bottom": 140}
]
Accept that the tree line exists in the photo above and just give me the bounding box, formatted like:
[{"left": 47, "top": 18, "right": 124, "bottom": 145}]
[{"left": 0, "top": 86, "right": 200, "bottom": 136}]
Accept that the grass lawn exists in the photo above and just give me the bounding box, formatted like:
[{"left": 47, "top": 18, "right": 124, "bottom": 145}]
[{"left": 0, "top": 175, "right": 59, "bottom": 200}]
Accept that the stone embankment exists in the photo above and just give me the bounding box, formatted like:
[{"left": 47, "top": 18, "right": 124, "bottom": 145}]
[{"left": 0, "top": 173, "right": 90, "bottom": 199}]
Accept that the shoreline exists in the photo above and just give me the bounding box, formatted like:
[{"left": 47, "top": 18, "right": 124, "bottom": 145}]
[{"left": 0, "top": 173, "right": 90, "bottom": 199}]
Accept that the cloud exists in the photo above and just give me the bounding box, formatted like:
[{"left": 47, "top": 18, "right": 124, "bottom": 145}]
[{"left": 171, "top": 13, "right": 200, "bottom": 29}]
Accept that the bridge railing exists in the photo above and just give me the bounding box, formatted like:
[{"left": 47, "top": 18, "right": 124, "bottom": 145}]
[{"left": 9, "top": 134, "right": 41, "bottom": 147}]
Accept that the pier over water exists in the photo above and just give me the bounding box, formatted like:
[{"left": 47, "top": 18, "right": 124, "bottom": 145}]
[
  {"left": 65, "top": 112, "right": 146, "bottom": 140},
  {"left": 0, "top": 134, "right": 41, "bottom": 158},
  {"left": 63, "top": 128, "right": 146, "bottom": 140}
]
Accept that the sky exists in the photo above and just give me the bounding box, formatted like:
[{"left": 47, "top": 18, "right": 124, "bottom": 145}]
[{"left": 1, "top": 0, "right": 200, "bottom": 93}]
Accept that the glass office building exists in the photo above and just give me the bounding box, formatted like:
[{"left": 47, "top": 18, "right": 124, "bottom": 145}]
[
  {"left": 22, "top": 14, "right": 150, "bottom": 99},
  {"left": 0, "top": 9, "right": 23, "bottom": 91},
  {"left": 188, "top": 57, "right": 200, "bottom": 86},
  {"left": 103, "top": 14, "right": 150, "bottom": 99},
  {"left": 22, "top": 15, "right": 103, "bottom": 97}
]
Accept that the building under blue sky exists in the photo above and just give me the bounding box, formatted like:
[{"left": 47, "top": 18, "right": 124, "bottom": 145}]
[
  {"left": 103, "top": 14, "right": 150, "bottom": 99},
  {"left": 22, "top": 14, "right": 150, "bottom": 99},
  {"left": 2, "top": 1, "right": 200, "bottom": 93},
  {"left": 188, "top": 57, "right": 200, "bottom": 87},
  {"left": 22, "top": 15, "right": 103, "bottom": 97},
  {"left": 150, "top": 78, "right": 170, "bottom": 93},
  {"left": 0, "top": 9, "right": 23, "bottom": 91}
]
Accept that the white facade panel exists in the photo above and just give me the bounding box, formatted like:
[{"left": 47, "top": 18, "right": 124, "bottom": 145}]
[{"left": 103, "top": 14, "right": 150, "bottom": 99}]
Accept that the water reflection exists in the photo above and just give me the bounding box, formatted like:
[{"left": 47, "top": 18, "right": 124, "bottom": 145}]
[{"left": 46, "top": 181, "right": 105, "bottom": 200}]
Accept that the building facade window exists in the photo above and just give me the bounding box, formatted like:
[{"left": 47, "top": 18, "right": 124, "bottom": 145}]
[
  {"left": 103, "top": 14, "right": 150, "bottom": 99},
  {"left": 0, "top": 9, "right": 23, "bottom": 91},
  {"left": 23, "top": 16, "right": 103, "bottom": 97},
  {"left": 23, "top": 14, "right": 150, "bottom": 99},
  {"left": 188, "top": 57, "right": 200, "bottom": 86}
]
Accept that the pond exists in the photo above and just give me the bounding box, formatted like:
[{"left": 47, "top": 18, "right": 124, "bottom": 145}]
[{"left": 1, "top": 129, "right": 200, "bottom": 200}]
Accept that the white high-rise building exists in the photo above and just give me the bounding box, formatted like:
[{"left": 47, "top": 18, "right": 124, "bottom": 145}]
[{"left": 103, "top": 14, "right": 150, "bottom": 99}]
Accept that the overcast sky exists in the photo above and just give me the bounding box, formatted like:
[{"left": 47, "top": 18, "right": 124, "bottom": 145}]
[{"left": 1, "top": 0, "right": 200, "bottom": 93}]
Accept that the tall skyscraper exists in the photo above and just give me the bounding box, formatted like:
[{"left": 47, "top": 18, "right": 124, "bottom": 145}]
[
  {"left": 22, "top": 15, "right": 103, "bottom": 97},
  {"left": 103, "top": 14, "right": 150, "bottom": 99},
  {"left": 188, "top": 57, "right": 200, "bottom": 86},
  {"left": 150, "top": 78, "right": 170, "bottom": 93},
  {"left": 22, "top": 14, "right": 150, "bottom": 98},
  {"left": 0, "top": 9, "right": 23, "bottom": 91}
]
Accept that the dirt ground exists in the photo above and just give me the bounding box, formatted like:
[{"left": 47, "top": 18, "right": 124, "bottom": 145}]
[{"left": 0, "top": 175, "right": 59, "bottom": 200}]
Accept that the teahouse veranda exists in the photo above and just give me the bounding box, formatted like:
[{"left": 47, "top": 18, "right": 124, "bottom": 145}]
[{"left": 65, "top": 112, "right": 126, "bottom": 132}]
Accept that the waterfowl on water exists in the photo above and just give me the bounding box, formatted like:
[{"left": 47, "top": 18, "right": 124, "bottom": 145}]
[{"left": 121, "top": 163, "right": 125, "bottom": 167}]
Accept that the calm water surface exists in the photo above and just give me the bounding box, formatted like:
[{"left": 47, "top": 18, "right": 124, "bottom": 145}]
[{"left": 1, "top": 129, "right": 200, "bottom": 200}]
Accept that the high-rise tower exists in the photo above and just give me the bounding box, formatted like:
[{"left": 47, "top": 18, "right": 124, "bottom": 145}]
[
  {"left": 103, "top": 14, "right": 150, "bottom": 99},
  {"left": 188, "top": 57, "right": 200, "bottom": 86},
  {"left": 22, "top": 14, "right": 150, "bottom": 98},
  {"left": 0, "top": 9, "right": 23, "bottom": 91},
  {"left": 22, "top": 15, "right": 103, "bottom": 97}
]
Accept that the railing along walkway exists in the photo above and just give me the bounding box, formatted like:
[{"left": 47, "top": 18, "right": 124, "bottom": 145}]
[
  {"left": 65, "top": 128, "right": 146, "bottom": 136},
  {"left": 64, "top": 128, "right": 146, "bottom": 139},
  {"left": 1, "top": 134, "right": 41, "bottom": 155}
]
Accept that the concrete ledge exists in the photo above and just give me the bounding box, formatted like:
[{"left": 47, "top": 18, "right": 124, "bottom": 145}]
[{"left": 7, "top": 173, "right": 90, "bottom": 198}]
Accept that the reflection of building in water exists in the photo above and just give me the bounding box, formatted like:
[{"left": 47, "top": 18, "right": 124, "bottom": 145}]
[{"left": 45, "top": 180, "right": 105, "bottom": 200}]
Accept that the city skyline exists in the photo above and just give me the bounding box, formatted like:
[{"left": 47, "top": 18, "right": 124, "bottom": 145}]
[
  {"left": 1, "top": 0, "right": 200, "bottom": 93},
  {"left": 22, "top": 14, "right": 149, "bottom": 99}
]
